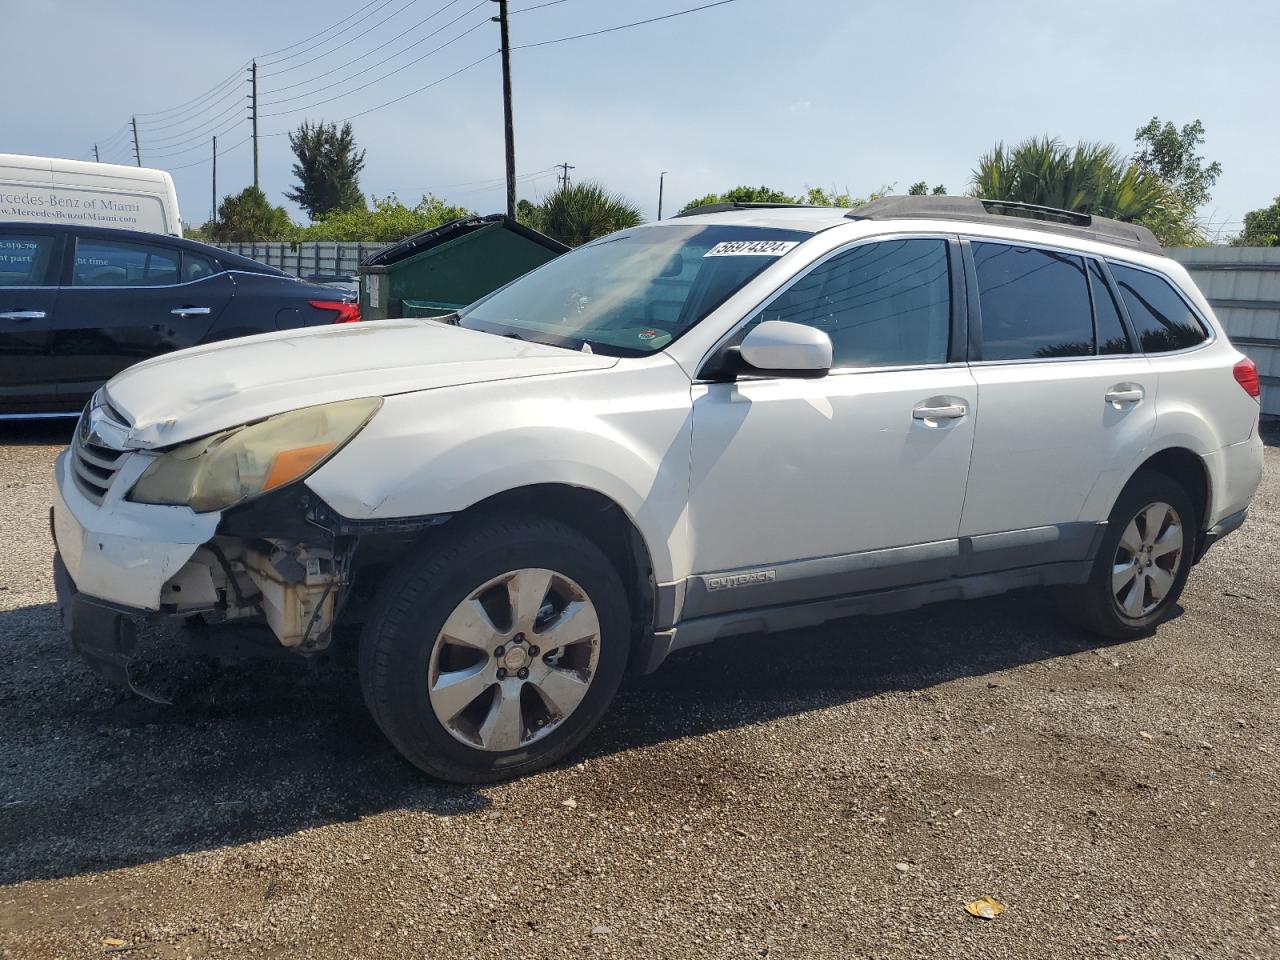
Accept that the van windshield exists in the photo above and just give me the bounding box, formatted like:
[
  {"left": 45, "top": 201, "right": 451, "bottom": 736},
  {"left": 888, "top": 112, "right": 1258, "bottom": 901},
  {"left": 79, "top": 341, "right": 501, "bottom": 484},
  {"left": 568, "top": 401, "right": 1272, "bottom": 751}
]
[{"left": 455, "top": 224, "right": 810, "bottom": 356}]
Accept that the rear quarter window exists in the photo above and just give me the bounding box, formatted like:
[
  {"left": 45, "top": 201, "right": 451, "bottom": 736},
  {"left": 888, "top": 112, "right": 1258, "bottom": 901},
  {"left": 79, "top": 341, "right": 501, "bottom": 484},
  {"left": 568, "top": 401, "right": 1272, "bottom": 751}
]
[{"left": 1109, "top": 263, "right": 1208, "bottom": 353}]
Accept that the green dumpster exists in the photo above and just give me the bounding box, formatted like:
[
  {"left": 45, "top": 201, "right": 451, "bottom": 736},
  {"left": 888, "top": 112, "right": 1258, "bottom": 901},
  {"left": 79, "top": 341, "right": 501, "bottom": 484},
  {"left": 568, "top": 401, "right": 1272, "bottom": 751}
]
[{"left": 359, "top": 214, "right": 568, "bottom": 322}]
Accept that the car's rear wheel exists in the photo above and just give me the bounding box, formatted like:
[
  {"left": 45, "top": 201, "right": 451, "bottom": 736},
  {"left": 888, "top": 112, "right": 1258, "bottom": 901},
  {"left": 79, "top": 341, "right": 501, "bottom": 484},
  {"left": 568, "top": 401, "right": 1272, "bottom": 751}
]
[
  {"left": 359, "top": 512, "right": 630, "bottom": 783},
  {"left": 1059, "top": 471, "right": 1197, "bottom": 640}
]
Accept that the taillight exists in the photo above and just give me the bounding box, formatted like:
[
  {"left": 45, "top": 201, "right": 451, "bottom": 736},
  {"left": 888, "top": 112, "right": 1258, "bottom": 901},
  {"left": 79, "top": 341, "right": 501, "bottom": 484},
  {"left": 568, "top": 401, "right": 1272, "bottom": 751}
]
[
  {"left": 309, "top": 299, "right": 361, "bottom": 324},
  {"left": 1233, "top": 357, "right": 1261, "bottom": 400}
]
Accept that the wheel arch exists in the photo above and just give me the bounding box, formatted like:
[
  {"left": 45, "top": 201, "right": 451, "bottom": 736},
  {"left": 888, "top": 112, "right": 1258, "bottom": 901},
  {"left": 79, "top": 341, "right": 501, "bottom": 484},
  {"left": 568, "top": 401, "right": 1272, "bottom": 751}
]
[{"left": 1122, "top": 445, "right": 1212, "bottom": 535}]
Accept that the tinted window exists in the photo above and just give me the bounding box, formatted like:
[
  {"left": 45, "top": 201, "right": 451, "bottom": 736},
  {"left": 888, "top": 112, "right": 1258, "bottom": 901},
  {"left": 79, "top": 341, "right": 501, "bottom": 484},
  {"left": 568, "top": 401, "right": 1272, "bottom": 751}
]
[
  {"left": 73, "top": 237, "right": 179, "bottom": 286},
  {"left": 973, "top": 242, "right": 1092, "bottom": 360},
  {"left": 0, "top": 233, "right": 57, "bottom": 287},
  {"left": 1089, "top": 260, "right": 1130, "bottom": 355},
  {"left": 750, "top": 238, "right": 951, "bottom": 367},
  {"left": 1110, "top": 263, "right": 1207, "bottom": 353},
  {"left": 182, "top": 252, "right": 220, "bottom": 282}
]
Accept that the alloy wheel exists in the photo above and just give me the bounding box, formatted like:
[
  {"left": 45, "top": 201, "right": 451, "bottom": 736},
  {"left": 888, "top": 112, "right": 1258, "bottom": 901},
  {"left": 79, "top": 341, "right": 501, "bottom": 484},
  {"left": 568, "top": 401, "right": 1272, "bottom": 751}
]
[
  {"left": 1112, "top": 500, "right": 1184, "bottom": 619},
  {"left": 427, "top": 568, "right": 601, "bottom": 751}
]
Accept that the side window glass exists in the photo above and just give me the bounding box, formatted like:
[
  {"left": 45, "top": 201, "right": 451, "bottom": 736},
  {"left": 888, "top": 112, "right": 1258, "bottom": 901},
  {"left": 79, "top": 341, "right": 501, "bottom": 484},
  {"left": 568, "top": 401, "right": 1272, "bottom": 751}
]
[
  {"left": 750, "top": 238, "right": 951, "bottom": 367},
  {"left": 972, "top": 242, "right": 1093, "bottom": 360},
  {"left": 182, "top": 252, "right": 220, "bottom": 283},
  {"left": 0, "top": 233, "right": 57, "bottom": 287},
  {"left": 73, "top": 237, "right": 180, "bottom": 287},
  {"left": 1089, "top": 260, "right": 1130, "bottom": 355},
  {"left": 1110, "top": 263, "right": 1208, "bottom": 353}
]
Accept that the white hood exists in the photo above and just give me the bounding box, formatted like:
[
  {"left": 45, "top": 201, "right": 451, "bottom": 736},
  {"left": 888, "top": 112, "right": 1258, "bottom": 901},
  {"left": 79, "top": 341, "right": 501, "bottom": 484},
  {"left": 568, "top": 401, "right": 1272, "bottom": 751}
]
[{"left": 105, "top": 318, "right": 616, "bottom": 448}]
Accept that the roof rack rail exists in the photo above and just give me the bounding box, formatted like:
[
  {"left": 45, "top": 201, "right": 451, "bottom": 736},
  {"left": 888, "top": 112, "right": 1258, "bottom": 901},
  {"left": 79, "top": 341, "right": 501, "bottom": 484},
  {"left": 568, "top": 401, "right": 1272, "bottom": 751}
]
[
  {"left": 674, "top": 201, "right": 830, "bottom": 218},
  {"left": 845, "top": 195, "right": 1162, "bottom": 255}
]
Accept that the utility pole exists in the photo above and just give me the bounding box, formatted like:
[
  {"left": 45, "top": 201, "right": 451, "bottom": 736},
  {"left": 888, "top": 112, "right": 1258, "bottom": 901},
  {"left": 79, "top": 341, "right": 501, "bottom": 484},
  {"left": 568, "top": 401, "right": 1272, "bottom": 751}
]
[
  {"left": 249, "top": 60, "right": 260, "bottom": 189},
  {"left": 93, "top": 144, "right": 100, "bottom": 163},
  {"left": 491, "top": 0, "right": 516, "bottom": 219},
  {"left": 658, "top": 171, "right": 668, "bottom": 220},
  {"left": 212, "top": 136, "right": 218, "bottom": 226},
  {"left": 131, "top": 116, "right": 142, "bottom": 166},
  {"left": 556, "top": 162, "right": 575, "bottom": 190}
]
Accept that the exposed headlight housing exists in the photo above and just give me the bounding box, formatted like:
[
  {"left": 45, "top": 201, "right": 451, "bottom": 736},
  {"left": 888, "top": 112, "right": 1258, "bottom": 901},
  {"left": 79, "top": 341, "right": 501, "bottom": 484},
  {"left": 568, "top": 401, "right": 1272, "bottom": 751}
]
[{"left": 129, "top": 398, "right": 382, "bottom": 512}]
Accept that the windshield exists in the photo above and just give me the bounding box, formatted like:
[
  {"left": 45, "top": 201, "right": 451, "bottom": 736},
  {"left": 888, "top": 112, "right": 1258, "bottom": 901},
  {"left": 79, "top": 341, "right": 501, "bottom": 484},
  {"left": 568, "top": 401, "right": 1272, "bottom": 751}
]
[{"left": 455, "top": 224, "right": 811, "bottom": 356}]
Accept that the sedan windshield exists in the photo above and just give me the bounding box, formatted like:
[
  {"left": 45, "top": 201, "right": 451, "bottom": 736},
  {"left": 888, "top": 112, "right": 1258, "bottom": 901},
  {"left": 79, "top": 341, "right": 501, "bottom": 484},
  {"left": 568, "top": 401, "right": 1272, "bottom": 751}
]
[{"left": 455, "top": 224, "right": 811, "bottom": 356}]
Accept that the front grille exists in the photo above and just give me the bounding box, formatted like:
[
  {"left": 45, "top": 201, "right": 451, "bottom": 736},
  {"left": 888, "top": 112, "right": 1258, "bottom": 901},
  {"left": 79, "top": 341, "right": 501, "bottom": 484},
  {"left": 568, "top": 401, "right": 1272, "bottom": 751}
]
[{"left": 70, "top": 401, "right": 130, "bottom": 505}]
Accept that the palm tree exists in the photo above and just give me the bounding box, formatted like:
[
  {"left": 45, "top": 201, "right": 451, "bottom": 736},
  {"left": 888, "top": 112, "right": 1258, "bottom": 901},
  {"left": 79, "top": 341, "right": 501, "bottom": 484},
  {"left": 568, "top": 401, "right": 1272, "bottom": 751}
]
[
  {"left": 524, "top": 181, "right": 643, "bottom": 246},
  {"left": 971, "top": 136, "right": 1174, "bottom": 227}
]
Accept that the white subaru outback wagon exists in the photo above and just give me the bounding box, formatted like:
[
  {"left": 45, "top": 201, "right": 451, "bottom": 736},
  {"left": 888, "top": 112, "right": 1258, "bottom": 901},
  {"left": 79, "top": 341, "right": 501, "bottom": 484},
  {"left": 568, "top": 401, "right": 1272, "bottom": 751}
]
[{"left": 52, "top": 196, "right": 1265, "bottom": 782}]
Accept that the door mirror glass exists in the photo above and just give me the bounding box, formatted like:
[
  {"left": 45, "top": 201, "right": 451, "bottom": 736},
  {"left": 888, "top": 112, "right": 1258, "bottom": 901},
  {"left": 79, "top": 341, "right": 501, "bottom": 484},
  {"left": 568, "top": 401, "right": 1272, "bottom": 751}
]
[{"left": 738, "top": 320, "right": 832, "bottom": 377}]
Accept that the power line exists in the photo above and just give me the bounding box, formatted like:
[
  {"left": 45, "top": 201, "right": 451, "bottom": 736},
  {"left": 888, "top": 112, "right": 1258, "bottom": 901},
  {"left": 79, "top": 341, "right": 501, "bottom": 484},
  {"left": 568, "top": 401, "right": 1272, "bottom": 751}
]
[
  {"left": 512, "top": 0, "right": 742, "bottom": 49},
  {"left": 263, "top": 0, "right": 469, "bottom": 94},
  {"left": 260, "top": 0, "right": 425, "bottom": 77},
  {"left": 259, "top": 18, "right": 492, "bottom": 117},
  {"left": 135, "top": 62, "right": 249, "bottom": 122},
  {"left": 259, "top": 1, "right": 487, "bottom": 107},
  {"left": 510, "top": 0, "right": 573, "bottom": 12},
  {"left": 257, "top": 0, "right": 402, "bottom": 64}
]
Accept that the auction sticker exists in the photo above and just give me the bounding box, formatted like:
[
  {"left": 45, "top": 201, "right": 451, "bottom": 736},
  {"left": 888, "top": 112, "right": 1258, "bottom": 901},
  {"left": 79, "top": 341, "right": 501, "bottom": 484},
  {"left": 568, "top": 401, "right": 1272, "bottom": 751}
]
[{"left": 703, "top": 240, "right": 799, "bottom": 257}]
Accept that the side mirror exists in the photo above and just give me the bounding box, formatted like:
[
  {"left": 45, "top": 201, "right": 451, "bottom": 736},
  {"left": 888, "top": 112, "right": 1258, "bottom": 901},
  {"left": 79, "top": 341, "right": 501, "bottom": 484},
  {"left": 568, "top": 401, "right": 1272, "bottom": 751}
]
[{"left": 714, "top": 320, "right": 831, "bottom": 380}]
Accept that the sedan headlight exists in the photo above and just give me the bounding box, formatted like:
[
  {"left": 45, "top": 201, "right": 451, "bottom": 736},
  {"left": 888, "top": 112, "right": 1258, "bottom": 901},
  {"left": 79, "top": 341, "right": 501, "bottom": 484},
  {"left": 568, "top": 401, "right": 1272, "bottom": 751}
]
[{"left": 129, "top": 397, "right": 382, "bottom": 512}]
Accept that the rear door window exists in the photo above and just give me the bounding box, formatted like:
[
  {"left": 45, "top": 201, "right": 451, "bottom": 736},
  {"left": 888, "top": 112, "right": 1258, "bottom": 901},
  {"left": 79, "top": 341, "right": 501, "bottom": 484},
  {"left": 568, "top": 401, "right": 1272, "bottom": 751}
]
[
  {"left": 1109, "top": 263, "right": 1208, "bottom": 353},
  {"left": 1089, "top": 260, "right": 1130, "bottom": 355},
  {"left": 972, "top": 242, "right": 1093, "bottom": 360},
  {"left": 72, "top": 237, "right": 180, "bottom": 286},
  {"left": 182, "top": 252, "right": 221, "bottom": 283},
  {"left": 0, "top": 233, "right": 59, "bottom": 286}
]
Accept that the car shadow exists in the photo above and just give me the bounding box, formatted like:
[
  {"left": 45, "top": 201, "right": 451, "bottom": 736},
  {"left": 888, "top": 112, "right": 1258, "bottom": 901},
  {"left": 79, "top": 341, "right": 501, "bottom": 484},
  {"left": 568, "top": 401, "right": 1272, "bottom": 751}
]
[{"left": 0, "top": 585, "right": 1136, "bottom": 886}]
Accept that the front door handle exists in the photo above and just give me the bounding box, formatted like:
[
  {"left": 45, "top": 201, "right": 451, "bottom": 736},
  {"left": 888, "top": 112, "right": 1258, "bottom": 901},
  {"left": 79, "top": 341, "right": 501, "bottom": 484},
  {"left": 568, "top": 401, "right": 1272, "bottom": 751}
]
[
  {"left": 0, "top": 310, "right": 47, "bottom": 321},
  {"left": 912, "top": 401, "right": 967, "bottom": 421},
  {"left": 171, "top": 306, "right": 211, "bottom": 317},
  {"left": 1104, "top": 385, "right": 1144, "bottom": 405}
]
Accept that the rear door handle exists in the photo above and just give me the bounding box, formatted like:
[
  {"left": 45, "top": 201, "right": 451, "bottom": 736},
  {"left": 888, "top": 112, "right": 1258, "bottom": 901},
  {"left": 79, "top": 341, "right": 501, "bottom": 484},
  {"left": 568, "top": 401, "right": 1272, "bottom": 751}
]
[
  {"left": 912, "top": 402, "right": 967, "bottom": 421},
  {"left": 171, "top": 306, "right": 211, "bottom": 317},
  {"left": 0, "top": 310, "right": 47, "bottom": 321},
  {"left": 1104, "top": 385, "right": 1144, "bottom": 405}
]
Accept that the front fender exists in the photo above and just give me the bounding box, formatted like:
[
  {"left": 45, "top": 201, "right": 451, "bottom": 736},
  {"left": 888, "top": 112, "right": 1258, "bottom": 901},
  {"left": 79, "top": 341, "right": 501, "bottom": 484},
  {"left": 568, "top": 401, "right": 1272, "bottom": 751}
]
[{"left": 306, "top": 362, "right": 694, "bottom": 582}]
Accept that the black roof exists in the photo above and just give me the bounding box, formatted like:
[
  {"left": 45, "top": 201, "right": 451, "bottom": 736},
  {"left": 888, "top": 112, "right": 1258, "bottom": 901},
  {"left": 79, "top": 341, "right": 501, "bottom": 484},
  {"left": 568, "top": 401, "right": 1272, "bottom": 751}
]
[
  {"left": 846, "top": 196, "right": 1163, "bottom": 255},
  {"left": 361, "top": 213, "right": 569, "bottom": 267}
]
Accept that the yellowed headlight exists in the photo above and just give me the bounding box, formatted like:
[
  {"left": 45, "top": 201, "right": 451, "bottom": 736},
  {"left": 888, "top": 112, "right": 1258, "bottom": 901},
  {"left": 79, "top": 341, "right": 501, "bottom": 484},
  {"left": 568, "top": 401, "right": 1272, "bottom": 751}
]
[{"left": 129, "top": 397, "right": 382, "bottom": 512}]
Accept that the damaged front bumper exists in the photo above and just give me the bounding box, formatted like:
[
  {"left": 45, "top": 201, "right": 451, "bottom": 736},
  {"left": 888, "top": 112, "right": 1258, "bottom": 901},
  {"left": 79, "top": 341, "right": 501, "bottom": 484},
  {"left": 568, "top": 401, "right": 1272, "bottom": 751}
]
[{"left": 52, "top": 450, "right": 352, "bottom": 696}]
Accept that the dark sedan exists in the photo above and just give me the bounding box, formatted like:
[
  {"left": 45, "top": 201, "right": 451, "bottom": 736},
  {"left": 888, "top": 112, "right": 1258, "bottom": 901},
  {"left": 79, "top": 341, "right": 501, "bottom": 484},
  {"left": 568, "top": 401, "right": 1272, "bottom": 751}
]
[{"left": 0, "top": 222, "right": 360, "bottom": 418}]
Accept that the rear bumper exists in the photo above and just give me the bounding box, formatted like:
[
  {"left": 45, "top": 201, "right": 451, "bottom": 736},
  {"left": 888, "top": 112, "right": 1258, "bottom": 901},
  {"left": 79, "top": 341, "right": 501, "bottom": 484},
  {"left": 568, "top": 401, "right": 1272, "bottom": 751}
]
[{"left": 1195, "top": 508, "right": 1248, "bottom": 563}]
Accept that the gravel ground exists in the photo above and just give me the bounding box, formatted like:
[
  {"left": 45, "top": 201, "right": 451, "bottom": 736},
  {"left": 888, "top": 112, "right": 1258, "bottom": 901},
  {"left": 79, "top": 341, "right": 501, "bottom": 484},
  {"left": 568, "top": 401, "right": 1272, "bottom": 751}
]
[{"left": 1, "top": 421, "right": 1278, "bottom": 960}]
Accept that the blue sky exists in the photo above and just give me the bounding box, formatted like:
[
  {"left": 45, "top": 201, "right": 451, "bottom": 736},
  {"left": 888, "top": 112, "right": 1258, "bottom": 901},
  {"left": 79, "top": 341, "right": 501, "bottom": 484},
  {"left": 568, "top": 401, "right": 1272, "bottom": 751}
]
[{"left": 7, "top": 0, "right": 1278, "bottom": 236}]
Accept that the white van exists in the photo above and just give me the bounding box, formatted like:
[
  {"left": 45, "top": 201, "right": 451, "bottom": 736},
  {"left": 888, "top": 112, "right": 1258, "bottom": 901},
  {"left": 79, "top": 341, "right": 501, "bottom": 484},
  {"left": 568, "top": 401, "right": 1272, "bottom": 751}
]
[{"left": 0, "top": 154, "right": 181, "bottom": 236}]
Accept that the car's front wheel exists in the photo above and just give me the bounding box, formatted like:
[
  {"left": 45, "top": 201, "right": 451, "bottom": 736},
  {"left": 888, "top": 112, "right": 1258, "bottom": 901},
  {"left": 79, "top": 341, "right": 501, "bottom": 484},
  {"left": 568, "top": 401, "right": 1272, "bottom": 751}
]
[
  {"left": 359, "top": 513, "right": 631, "bottom": 783},
  {"left": 1059, "top": 470, "right": 1197, "bottom": 640}
]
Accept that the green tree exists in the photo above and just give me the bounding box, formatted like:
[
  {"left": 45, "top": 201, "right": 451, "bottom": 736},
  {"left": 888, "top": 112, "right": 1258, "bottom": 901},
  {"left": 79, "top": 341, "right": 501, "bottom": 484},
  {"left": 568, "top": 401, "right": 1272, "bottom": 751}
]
[
  {"left": 679, "top": 185, "right": 798, "bottom": 213},
  {"left": 298, "top": 194, "right": 474, "bottom": 242},
  {"left": 680, "top": 184, "right": 889, "bottom": 213},
  {"left": 285, "top": 120, "right": 367, "bottom": 220},
  {"left": 1233, "top": 196, "right": 1280, "bottom": 246},
  {"left": 908, "top": 181, "right": 947, "bottom": 196},
  {"left": 523, "top": 180, "right": 643, "bottom": 247},
  {"left": 1132, "top": 117, "right": 1221, "bottom": 246},
  {"left": 209, "top": 187, "right": 297, "bottom": 241},
  {"left": 971, "top": 136, "right": 1186, "bottom": 243}
]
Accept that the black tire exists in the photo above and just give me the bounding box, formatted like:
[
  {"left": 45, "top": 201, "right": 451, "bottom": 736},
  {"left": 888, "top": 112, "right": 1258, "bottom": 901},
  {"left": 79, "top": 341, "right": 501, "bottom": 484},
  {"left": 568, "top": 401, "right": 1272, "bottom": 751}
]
[
  {"left": 1058, "top": 470, "right": 1198, "bottom": 640},
  {"left": 358, "top": 511, "right": 631, "bottom": 783}
]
